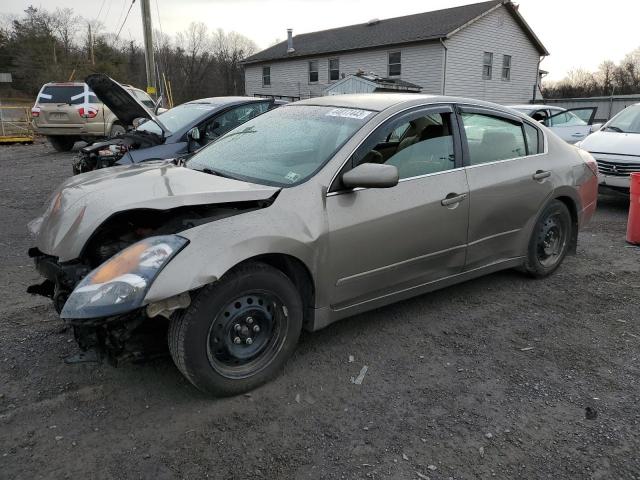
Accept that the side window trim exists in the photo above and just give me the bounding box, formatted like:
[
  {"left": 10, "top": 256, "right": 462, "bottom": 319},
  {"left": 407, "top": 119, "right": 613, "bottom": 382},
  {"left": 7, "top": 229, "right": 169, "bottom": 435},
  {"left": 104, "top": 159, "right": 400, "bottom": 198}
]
[
  {"left": 523, "top": 120, "right": 544, "bottom": 155},
  {"left": 328, "top": 104, "right": 459, "bottom": 193}
]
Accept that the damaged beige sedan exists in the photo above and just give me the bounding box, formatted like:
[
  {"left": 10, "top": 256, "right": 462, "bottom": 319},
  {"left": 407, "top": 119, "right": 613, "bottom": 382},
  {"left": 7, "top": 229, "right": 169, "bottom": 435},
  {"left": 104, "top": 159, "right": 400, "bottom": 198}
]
[{"left": 28, "top": 94, "right": 598, "bottom": 395}]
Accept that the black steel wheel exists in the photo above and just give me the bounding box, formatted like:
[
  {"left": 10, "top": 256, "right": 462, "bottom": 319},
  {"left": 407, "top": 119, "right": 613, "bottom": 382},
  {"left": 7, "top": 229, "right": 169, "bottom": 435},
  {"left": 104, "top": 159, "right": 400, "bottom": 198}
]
[
  {"left": 524, "top": 200, "right": 572, "bottom": 278},
  {"left": 207, "top": 292, "right": 289, "bottom": 379},
  {"left": 168, "top": 263, "right": 303, "bottom": 396}
]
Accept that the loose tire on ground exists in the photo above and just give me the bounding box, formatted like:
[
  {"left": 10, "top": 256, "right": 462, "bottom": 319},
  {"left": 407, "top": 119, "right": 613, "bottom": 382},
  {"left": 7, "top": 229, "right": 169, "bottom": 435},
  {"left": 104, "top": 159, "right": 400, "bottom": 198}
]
[
  {"left": 168, "top": 262, "right": 303, "bottom": 396},
  {"left": 524, "top": 199, "right": 573, "bottom": 278},
  {"left": 47, "top": 136, "right": 76, "bottom": 152}
]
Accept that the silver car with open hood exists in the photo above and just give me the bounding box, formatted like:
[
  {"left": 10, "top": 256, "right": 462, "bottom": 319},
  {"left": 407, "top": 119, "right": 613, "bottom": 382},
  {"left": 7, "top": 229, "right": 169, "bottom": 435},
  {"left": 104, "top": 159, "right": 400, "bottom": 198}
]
[{"left": 28, "top": 94, "right": 598, "bottom": 396}]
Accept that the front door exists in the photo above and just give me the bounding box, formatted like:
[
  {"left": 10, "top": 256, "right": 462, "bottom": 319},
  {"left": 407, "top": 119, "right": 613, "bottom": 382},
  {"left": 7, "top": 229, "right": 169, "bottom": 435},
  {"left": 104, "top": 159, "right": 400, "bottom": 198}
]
[
  {"left": 458, "top": 106, "right": 555, "bottom": 269},
  {"left": 326, "top": 106, "right": 469, "bottom": 309}
]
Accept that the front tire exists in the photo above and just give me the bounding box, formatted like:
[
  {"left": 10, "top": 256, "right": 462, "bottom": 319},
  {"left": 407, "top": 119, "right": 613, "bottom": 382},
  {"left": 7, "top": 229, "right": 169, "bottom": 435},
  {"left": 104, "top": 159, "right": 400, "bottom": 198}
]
[
  {"left": 47, "top": 136, "right": 76, "bottom": 152},
  {"left": 168, "top": 263, "right": 303, "bottom": 396},
  {"left": 109, "top": 123, "right": 126, "bottom": 138},
  {"left": 524, "top": 200, "right": 572, "bottom": 278}
]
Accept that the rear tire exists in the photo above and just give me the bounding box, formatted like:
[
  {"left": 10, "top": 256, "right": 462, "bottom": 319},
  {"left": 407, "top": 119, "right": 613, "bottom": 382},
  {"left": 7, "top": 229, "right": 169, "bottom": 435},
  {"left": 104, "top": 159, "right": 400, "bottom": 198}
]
[
  {"left": 168, "top": 263, "right": 303, "bottom": 396},
  {"left": 524, "top": 200, "right": 572, "bottom": 278},
  {"left": 47, "top": 136, "right": 76, "bottom": 152}
]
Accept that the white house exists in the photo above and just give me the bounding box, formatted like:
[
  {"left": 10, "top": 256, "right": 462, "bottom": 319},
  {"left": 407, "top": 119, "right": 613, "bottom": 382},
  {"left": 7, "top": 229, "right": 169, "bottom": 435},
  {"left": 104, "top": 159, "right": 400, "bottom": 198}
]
[{"left": 243, "top": 0, "right": 548, "bottom": 104}]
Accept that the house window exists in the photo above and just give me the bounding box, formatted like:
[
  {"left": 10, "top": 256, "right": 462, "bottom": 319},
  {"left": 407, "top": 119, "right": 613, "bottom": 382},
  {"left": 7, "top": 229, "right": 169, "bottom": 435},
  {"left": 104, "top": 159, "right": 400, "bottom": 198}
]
[
  {"left": 502, "top": 55, "right": 511, "bottom": 81},
  {"left": 262, "top": 66, "right": 271, "bottom": 86},
  {"left": 388, "top": 51, "right": 401, "bottom": 77},
  {"left": 308, "top": 60, "right": 319, "bottom": 83},
  {"left": 483, "top": 52, "right": 493, "bottom": 80},
  {"left": 329, "top": 58, "right": 340, "bottom": 82}
]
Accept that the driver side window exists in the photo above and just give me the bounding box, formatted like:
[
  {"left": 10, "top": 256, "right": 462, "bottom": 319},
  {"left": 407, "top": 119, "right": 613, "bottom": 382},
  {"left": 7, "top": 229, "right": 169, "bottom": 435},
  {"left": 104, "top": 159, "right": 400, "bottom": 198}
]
[
  {"left": 203, "top": 103, "right": 270, "bottom": 143},
  {"left": 355, "top": 112, "right": 456, "bottom": 180}
]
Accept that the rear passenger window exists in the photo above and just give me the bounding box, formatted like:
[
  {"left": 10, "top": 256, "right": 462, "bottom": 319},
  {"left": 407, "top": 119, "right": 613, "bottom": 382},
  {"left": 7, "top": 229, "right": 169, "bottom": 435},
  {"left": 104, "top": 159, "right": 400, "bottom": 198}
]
[
  {"left": 461, "top": 113, "right": 526, "bottom": 165},
  {"left": 524, "top": 123, "right": 540, "bottom": 155},
  {"left": 356, "top": 112, "right": 456, "bottom": 179}
]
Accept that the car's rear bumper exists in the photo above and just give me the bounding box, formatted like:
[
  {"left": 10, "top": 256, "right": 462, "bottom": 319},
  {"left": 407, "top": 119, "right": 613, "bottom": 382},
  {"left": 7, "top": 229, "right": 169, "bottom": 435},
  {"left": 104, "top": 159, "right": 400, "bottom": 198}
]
[{"left": 33, "top": 124, "right": 105, "bottom": 137}]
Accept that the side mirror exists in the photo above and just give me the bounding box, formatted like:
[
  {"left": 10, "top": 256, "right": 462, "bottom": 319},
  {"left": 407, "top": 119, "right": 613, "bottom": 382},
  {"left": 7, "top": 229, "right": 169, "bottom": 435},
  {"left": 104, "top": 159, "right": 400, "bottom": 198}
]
[
  {"left": 342, "top": 163, "right": 399, "bottom": 189},
  {"left": 132, "top": 117, "right": 148, "bottom": 128},
  {"left": 590, "top": 123, "right": 603, "bottom": 133},
  {"left": 187, "top": 127, "right": 200, "bottom": 152},
  {"left": 187, "top": 127, "right": 200, "bottom": 141},
  {"left": 154, "top": 97, "right": 163, "bottom": 115}
]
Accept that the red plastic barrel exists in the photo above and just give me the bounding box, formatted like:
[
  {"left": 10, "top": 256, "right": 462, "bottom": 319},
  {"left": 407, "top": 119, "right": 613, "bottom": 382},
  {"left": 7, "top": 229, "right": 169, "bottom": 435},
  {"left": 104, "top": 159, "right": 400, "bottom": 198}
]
[{"left": 627, "top": 172, "right": 640, "bottom": 245}]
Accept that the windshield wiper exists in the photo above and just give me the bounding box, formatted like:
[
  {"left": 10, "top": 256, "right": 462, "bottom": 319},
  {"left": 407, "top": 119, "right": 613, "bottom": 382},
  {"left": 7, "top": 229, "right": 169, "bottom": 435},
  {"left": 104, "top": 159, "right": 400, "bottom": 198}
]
[
  {"left": 604, "top": 125, "right": 625, "bottom": 133},
  {"left": 197, "top": 167, "right": 234, "bottom": 179}
]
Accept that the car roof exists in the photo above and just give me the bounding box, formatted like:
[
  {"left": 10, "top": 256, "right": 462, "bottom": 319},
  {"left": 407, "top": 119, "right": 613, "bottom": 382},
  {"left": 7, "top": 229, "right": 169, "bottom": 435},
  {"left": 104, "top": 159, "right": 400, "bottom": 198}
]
[
  {"left": 508, "top": 104, "right": 565, "bottom": 111},
  {"left": 42, "top": 81, "right": 140, "bottom": 92},
  {"left": 43, "top": 82, "right": 85, "bottom": 87},
  {"left": 294, "top": 93, "right": 527, "bottom": 114},
  {"left": 184, "top": 96, "right": 272, "bottom": 106}
]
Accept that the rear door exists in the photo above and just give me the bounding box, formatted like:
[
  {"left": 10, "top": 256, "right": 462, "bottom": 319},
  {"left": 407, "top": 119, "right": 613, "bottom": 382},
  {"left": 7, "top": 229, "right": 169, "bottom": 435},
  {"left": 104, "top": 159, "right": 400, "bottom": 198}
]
[
  {"left": 546, "top": 107, "right": 596, "bottom": 143},
  {"left": 458, "top": 105, "right": 554, "bottom": 269},
  {"left": 326, "top": 105, "right": 469, "bottom": 309},
  {"left": 36, "top": 85, "right": 86, "bottom": 129}
]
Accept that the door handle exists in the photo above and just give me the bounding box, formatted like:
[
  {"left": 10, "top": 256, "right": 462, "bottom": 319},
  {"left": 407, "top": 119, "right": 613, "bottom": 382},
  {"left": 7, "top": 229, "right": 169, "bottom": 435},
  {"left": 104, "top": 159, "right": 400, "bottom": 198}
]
[
  {"left": 571, "top": 133, "right": 584, "bottom": 137},
  {"left": 532, "top": 170, "right": 551, "bottom": 181},
  {"left": 441, "top": 193, "right": 467, "bottom": 206}
]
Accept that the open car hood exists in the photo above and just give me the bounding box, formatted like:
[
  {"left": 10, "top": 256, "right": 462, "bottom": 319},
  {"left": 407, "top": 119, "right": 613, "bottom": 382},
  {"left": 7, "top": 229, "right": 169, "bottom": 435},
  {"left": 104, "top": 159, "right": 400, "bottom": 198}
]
[
  {"left": 85, "top": 73, "right": 168, "bottom": 134},
  {"left": 29, "top": 162, "right": 280, "bottom": 261}
]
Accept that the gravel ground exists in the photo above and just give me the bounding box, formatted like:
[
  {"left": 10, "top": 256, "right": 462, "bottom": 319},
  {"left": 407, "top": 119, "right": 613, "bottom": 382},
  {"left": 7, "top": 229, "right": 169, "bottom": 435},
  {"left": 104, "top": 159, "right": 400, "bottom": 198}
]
[{"left": 1, "top": 139, "right": 639, "bottom": 480}]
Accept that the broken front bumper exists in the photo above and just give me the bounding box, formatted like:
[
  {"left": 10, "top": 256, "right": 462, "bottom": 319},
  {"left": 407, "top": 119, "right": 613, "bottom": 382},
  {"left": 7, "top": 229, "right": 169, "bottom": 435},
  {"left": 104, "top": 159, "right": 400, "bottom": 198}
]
[{"left": 26, "top": 247, "right": 90, "bottom": 313}]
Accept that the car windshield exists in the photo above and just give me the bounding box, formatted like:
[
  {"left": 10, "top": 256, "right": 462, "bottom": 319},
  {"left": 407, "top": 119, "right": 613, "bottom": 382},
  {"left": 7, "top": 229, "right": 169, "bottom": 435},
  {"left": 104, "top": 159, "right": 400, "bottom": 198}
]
[
  {"left": 605, "top": 104, "right": 640, "bottom": 134},
  {"left": 186, "top": 105, "right": 374, "bottom": 187},
  {"left": 136, "top": 103, "right": 217, "bottom": 135}
]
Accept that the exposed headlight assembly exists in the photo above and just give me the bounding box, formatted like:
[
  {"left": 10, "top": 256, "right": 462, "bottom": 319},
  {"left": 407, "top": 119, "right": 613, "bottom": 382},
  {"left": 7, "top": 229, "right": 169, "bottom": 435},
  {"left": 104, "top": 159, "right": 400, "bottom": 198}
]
[{"left": 61, "top": 235, "right": 188, "bottom": 319}]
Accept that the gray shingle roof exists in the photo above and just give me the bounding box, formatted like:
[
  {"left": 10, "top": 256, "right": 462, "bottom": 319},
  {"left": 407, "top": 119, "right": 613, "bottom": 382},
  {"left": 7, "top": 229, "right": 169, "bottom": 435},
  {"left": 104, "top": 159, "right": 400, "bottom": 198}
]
[{"left": 244, "top": 0, "right": 546, "bottom": 64}]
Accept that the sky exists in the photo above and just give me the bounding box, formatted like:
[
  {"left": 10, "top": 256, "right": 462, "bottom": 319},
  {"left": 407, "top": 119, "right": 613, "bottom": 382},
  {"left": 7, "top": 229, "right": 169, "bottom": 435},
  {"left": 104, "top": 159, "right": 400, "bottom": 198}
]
[{"left": 3, "top": 0, "right": 639, "bottom": 82}]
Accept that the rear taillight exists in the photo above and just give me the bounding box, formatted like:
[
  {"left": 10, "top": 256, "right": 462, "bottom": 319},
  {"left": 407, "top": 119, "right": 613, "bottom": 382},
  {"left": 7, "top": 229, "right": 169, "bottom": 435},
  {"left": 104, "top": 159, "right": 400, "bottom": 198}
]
[
  {"left": 78, "top": 107, "right": 98, "bottom": 119},
  {"left": 31, "top": 107, "right": 40, "bottom": 117}
]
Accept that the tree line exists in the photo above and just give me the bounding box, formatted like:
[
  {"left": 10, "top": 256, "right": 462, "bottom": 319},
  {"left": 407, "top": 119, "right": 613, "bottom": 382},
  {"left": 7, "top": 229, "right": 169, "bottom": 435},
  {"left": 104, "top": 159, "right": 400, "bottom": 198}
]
[
  {"left": 543, "top": 47, "right": 640, "bottom": 98},
  {"left": 0, "top": 6, "right": 258, "bottom": 104}
]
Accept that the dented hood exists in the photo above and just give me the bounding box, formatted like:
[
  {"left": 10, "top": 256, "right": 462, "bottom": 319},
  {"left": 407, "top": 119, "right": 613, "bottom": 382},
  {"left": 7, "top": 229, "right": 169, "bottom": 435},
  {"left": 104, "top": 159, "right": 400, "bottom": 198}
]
[{"left": 29, "top": 162, "right": 280, "bottom": 261}]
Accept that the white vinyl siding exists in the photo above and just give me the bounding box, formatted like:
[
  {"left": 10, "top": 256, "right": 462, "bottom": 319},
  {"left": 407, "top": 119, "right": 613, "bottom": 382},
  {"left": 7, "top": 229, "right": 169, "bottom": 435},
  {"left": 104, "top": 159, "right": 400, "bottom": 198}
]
[
  {"left": 444, "top": 4, "right": 540, "bottom": 104},
  {"left": 244, "top": 42, "right": 444, "bottom": 99}
]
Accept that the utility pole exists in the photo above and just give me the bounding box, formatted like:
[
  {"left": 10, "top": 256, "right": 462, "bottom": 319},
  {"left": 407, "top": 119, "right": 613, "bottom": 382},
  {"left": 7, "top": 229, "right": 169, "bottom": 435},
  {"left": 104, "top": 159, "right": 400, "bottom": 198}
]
[
  {"left": 88, "top": 24, "right": 95, "bottom": 66},
  {"left": 140, "top": 0, "right": 156, "bottom": 97}
]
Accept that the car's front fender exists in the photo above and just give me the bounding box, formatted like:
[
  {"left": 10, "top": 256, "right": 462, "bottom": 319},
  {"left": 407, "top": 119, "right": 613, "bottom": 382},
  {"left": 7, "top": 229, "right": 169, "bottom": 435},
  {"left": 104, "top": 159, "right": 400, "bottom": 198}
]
[{"left": 143, "top": 204, "right": 326, "bottom": 306}]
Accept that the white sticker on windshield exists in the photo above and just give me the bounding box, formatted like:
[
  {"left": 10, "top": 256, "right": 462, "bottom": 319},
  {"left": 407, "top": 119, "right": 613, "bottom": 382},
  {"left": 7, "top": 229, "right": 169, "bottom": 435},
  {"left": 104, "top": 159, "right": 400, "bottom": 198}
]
[
  {"left": 285, "top": 171, "right": 301, "bottom": 182},
  {"left": 326, "top": 108, "right": 372, "bottom": 120}
]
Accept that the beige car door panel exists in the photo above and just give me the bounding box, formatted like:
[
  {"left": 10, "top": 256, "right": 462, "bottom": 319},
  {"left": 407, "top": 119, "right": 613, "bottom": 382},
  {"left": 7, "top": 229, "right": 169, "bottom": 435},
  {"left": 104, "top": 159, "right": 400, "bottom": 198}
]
[
  {"left": 326, "top": 105, "right": 469, "bottom": 309},
  {"left": 457, "top": 106, "right": 555, "bottom": 269}
]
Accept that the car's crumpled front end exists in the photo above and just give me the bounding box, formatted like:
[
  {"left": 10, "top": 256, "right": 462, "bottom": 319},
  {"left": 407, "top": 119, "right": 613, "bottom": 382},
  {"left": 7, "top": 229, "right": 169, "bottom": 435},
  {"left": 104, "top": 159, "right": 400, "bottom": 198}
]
[
  {"left": 73, "top": 131, "right": 164, "bottom": 174},
  {"left": 27, "top": 162, "right": 281, "bottom": 363}
]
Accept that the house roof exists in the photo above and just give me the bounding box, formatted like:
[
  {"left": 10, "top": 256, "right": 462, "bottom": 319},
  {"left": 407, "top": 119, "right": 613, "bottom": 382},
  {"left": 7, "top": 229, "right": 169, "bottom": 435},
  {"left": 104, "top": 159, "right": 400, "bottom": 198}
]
[
  {"left": 325, "top": 74, "right": 422, "bottom": 93},
  {"left": 243, "top": 0, "right": 548, "bottom": 65}
]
